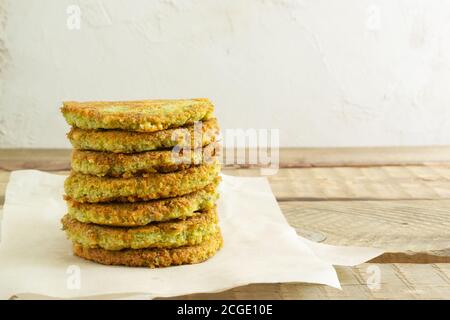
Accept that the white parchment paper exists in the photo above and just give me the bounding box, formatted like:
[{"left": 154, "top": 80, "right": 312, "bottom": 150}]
[{"left": 0, "top": 170, "right": 383, "bottom": 299}]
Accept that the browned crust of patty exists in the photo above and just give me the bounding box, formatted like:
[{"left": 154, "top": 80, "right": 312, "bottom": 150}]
[
  {"left": 61, "top": 98, "right": 214, "bottom": 132},
  {"left": 72, "top": 231, "right": 223, "bottom": 268},
  {"left": 64, "top": 162, "right": 221, "bottom": 203},
  {"left": 66, "top": 177, "right": 220, "bottom": 226},
  {"left": 67, "top": 118, "right": 220, "bottom": 153},
  {"left": 61, "top": 206, "right": 218, "bottom": 245},
  {"left": 71, "top": 142, "right": 220, "bottom": 177}
]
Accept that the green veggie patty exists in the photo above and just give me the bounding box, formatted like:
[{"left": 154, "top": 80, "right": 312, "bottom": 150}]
[
  {"left": 64, "top": 162, "right": 221, "bottom": 203},
  {"left": 72, "top": 230, "right": 223, "bottom": 268},
  {"left": 66, "top": 178, "right": 220, "bottom": 226},
  {"left": 67, "top": 118, "right": 219, "bottom": 153},
  {"left": 62, "top": 207, "right": 219, "bottom": 251},
  {"left": 61, "top": 98, "right": 214, "bottom": 132},
  {"left": 71, "top": 142, "right": 219, "bottom": 177}
]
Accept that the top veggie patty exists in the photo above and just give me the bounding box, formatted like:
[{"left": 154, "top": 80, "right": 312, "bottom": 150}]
[{"left": 61, "top": 98, "right": 214, "bottom": 132}]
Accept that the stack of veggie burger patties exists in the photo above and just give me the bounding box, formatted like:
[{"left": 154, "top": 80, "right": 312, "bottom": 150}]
[{"left": 60, "top": 98, "right": 223, "bottom": 268}]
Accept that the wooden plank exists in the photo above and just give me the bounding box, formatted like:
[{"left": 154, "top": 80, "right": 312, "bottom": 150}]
[
  {"left": 5, "top": 264, "right": 450, "bottom": 300},
  {"left": 370, "top": 251, "right": 450, "bottom": 263},
  {"left": 4, "top": 166, "right": 450, "bottom": 201},
  {"left": 0, "top": 149, "right": 71, "bottom": 171},
  {"left": 281, "top": 200, "right": 450, "bottom": 263},
  {"left": 10, "top": 264, "right": 450, "bottom": 299},
  {"left": 282, "top": 200, "right": 450, "bottom": 252},
  {"left": 274, "top": 146, "right": 450, "bottom": 167},
  {"left": 2, "top": 167, "right": 450, "bottom": 262},
  {"left": 2, "top": 146, "right": 450, "bottom": 171},
  {"left": 225, "top": 165, "right": 450, "bottom": 200},
  {"left": 1, "top": 176, "right": 449, "bottom": 263},
  {"left": 165, "top": 264, "right": 450, "bottom": 300},
  {"left": 7, "top": 165, "right": 450, "bottom": 201},
  {"left": 1, "top": 148, "right": 450, "bottom": 298}
]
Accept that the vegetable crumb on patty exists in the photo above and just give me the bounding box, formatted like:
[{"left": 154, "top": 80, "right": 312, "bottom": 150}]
[
  {"left": 66, "top": 178, "right": 220, "bottom": 226},
  {"left": 61, "top": 98, "right": 214, "bottom": 132},
  {"left": 72, "top": 231, "right": 223, "bottom": 268},
  {"left": 64, "top": 162, "right": 221, "bottom": 203},
  {"left": 67, "top": 118, "right": 220, "bottom": 153},
  {"left": 71, "top": 142, "right": 220, "bottom": 177},
  {"left": 62, "top": 206, "right": 219, "bottom": 251}
]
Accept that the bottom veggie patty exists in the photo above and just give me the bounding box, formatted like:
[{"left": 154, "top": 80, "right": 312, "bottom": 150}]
[
  {"left": 62, "top": 207, "right": 219, "bottom": 251},
  {"left": 72, "top": 230, "right": 223, "bottom": 268}
]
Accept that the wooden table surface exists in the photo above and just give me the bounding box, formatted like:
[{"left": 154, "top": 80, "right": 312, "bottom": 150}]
[{"left": 1, "top": 147, "right": 450, "bottom": 300}]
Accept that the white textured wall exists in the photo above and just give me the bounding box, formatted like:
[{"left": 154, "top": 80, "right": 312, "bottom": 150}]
[{"left": 1, "top": 0, "right": 450, "bottom": 148}]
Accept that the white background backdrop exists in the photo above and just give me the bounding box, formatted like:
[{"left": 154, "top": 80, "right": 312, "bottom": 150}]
[{"left": 1, "top": 0, "right": 450, "bottom": 148}]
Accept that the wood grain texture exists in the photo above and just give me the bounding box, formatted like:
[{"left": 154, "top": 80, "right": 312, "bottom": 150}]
[
  {"left": 5, "top": 166, "right": 450, "bottom": 201},
  {"left": 274, "top": 146, "right": 450, "bottom": 168},
  {"left": 1, "top": 148, "right": 450, "bottom": 299},
  {"left": 1, "top": 165, "right": 450, "bottom": 262},
  {"left": 224, "top": 165, "right": 450, "bottom": 200},
  {"left": 0, "top": 149, "right": 71, "bottom": 171},
  {"left": 282, "top": 200, "right": 450, "bottom": 252},
  {"left": 167, "top": 264, "right": 450, "bottom": 300},
  {"left": 10, "top": 263, "right": 450, "bottom": 300},
  {"left": 3, "top": 146, "right": 450, "bottom": 171},
  {"left": 1, "top": 171, "right": 450, "bottom": 263}
]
